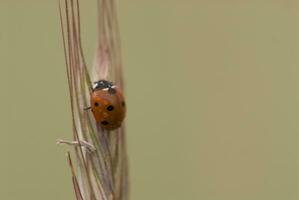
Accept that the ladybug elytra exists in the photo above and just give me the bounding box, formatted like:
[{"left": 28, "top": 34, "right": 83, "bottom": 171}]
[{"left": 90, "top": 80, "right": 126, "bottom": 130}]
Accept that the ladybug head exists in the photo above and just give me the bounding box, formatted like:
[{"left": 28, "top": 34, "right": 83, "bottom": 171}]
[{"left": 93, "top": 80, "right": 114, "bottom": 90}]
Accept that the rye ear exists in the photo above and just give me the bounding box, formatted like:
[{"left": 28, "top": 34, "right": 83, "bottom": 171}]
[{"left": 58, "top": 0, "right": 128, "bottom": 199}]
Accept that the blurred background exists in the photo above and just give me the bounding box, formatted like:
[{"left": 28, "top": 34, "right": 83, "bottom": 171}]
[{"left": 2, "top": 0, "right": 299, "bottom": 199}]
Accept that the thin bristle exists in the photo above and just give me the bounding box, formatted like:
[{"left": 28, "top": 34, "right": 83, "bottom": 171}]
[{"left": 67, "top": 152, "right": 84, "bottom": 200}]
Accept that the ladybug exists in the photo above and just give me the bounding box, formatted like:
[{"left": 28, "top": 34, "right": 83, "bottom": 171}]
[{"left": 90, "top": 80, "right": 126, "bottom": 130}]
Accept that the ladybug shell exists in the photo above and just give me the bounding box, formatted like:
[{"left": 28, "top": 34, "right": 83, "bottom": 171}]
[{"left": 90, "top": 86, "right": 126, "bottom": 130}]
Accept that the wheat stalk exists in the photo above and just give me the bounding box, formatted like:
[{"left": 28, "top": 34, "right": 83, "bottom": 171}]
[{"left": 58, "top": 0, "right": 128, "bottom": 199}]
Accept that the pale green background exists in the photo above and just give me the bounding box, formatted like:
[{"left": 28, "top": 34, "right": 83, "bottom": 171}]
[{"left": 1, "top": 1, "right": 299, "bottom": 200}]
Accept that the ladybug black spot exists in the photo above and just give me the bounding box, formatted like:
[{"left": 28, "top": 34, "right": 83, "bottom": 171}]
[
  {"left": 101, "top": 121, "right": 109, "bottom": 125},
  {"left": 94, "top": 102, "right": 99, "bottom": 107},
  {"left": 121, "top": 101, "right": 126, "bottom": 107},
  {"left": 107, "top": 105, "right": 114, "bottom": 111},
  {"left": 108, "top": 88, "right": 116, "bottom": 95}
]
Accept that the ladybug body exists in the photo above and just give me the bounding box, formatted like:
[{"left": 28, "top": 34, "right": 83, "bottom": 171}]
[{"left": 90, "top": 80, "right": 126, "bottom": 130}]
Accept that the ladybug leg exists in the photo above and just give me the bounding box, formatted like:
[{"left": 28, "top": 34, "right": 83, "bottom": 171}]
[
  {"left": 57, "top": 139, "right": 96, "bottom": 153},
  {"left": 84, "top": 106, "right": 91, "bottom": 110}
]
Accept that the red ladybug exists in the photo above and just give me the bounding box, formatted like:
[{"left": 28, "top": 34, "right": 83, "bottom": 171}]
[{"left": 90, "top": 80, "right": 126, "bottom": 130}]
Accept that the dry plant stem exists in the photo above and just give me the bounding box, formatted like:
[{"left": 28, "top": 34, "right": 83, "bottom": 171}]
[
  {"left": 60, "top": 1, "right": 98, "bottom": 199},
  {"left": 59, "top": 0, "right": 128, "bottom": 199},
  {"left": 61, "top": 1, "right": 97, "bottom": 199}
]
